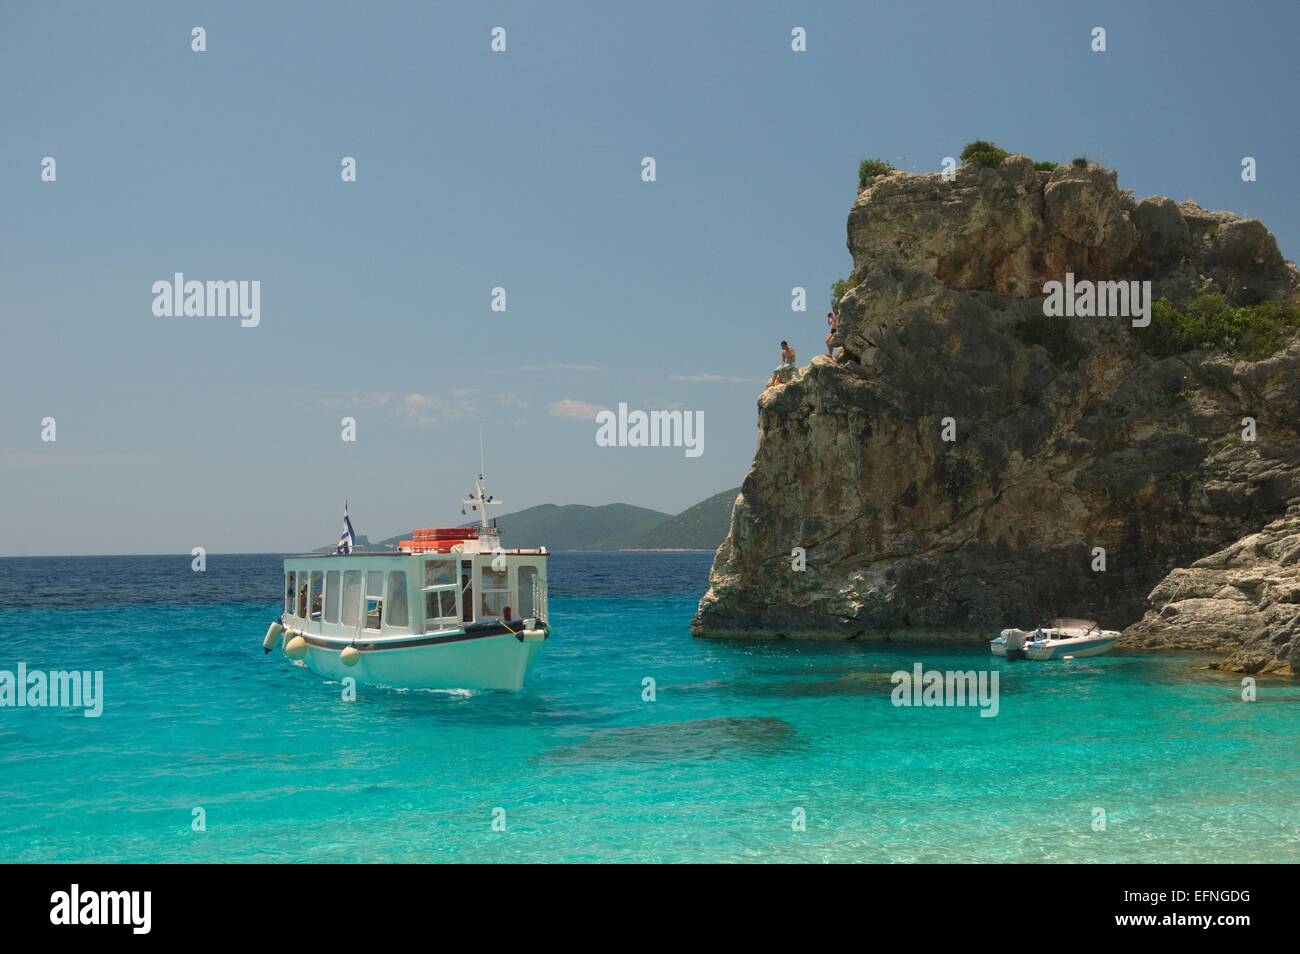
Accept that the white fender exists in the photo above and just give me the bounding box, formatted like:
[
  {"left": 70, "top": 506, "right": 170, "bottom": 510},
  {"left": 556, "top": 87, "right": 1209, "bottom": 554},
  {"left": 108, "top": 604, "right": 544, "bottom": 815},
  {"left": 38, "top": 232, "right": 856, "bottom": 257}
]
[
  {"left": 340, "top": 646, "right": 361, "bottom": 666},
  {"left": 521, "top": 628, "right": 546, "bottom": 642},
  {"left": 285, "top": 635, "right": 308, "bottom": 660},
  {"left": 262, "top": 621, "right": 284, "bottom": 652}
]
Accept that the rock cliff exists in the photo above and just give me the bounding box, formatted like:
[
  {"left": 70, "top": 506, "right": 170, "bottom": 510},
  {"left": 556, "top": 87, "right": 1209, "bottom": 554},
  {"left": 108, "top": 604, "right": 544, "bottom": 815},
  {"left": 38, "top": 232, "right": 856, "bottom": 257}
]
[
  {"left": 1124, "top": 503, "right": 1300, "bottom": 674},
  {"left": 693, "top": 154, "right": 1300, "bottom": 674}
]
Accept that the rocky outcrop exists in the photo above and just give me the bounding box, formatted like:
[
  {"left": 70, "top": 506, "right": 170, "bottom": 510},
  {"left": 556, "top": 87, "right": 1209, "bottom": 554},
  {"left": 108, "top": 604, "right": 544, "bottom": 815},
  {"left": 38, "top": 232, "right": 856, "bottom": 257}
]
[
  {"left": 1122, "top": 504, "right": 1300, "bottom": 674},
  {"left": 693, "top": 154, "right": 1300, "bottom": 673}
]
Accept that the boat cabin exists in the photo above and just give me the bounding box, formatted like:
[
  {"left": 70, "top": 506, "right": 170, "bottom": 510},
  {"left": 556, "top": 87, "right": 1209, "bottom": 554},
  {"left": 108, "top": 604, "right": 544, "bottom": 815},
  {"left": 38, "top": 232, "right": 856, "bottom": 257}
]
[{"left": 282, "top": 525, "right": 547, "bottom": 640}]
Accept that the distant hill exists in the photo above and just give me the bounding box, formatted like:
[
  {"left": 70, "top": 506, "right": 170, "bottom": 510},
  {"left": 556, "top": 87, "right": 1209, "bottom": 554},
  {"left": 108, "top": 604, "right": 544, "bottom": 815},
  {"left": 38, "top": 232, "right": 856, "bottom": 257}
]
[
  {"left": 312, "top": 533, "right": 376, "bottom": 554},
  {"left": 317, "top": 490, "right": 739, "bottom": 553},
  {"left": 469, "top": 502, "right": 669, "bottom": 551},
  {"left": 592, "top": 488, "right": 739, "bottom": 550}
]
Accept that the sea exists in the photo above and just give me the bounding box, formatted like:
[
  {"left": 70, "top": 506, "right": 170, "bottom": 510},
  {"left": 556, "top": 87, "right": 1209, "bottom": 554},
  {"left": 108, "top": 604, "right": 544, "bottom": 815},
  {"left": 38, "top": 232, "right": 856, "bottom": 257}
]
[{"left": 0, "top": 552, "right": 1296, "bottom": 863}]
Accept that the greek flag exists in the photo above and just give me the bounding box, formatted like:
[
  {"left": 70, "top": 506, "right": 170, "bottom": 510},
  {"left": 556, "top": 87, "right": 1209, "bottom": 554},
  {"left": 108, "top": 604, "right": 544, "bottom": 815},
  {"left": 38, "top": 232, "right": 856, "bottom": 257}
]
[{"left": 336, "top": 501, "right": 356, "bottom": 555}]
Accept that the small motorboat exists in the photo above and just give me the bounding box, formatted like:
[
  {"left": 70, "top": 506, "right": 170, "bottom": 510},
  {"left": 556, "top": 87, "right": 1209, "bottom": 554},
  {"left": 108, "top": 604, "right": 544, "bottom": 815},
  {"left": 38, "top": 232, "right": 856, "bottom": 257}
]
[{"left": 990, "top": 618, "right": 1118, "bottom": 660}]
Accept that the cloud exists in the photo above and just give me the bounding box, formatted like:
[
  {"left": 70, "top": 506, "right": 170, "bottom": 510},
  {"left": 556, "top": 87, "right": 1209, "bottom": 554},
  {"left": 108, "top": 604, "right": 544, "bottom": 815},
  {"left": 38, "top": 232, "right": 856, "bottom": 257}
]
[
  {"left": 521, "top": 364, "right": 604, "bottom": 373},
  {"left": 671, "top": 373, "right": 755, "bottom": 383},
  {"left": 401, "top": 392, "right": 477, "bottom": 427},
  {"left": 497, "top": 392, "right": 531, "bottom": 410},
  {"left": 547, "top": 398, "right": 605, "bottom": 420},
  {"left": 324, "top": 390, "right": 488, "bottom": 426},
  {"left": 319, "top": 391, "right": 394, "bottom": 410}
]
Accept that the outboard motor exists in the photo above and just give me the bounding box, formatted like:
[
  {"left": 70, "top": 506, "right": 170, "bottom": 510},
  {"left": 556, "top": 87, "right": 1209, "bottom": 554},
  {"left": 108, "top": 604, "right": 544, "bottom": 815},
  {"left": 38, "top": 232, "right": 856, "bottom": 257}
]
[{"left": 1000, "top": 628, "right": 1028, "bottom": 660}]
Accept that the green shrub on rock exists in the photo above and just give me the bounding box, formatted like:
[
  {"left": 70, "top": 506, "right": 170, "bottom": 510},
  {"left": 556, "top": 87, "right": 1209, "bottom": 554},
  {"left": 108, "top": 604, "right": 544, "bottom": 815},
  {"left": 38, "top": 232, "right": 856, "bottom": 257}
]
[
  {"left": 960, "top": 140, "right": 1008, "bottom": 169},
  {"left": 857, "top": 158, "right": 895, "bottom": 188},
  {"left": 832, "top": 272, "right": 864, "bottom": 307},
  {"left": 1140, "top": 291, "right": 1300, "bottom": 360}
]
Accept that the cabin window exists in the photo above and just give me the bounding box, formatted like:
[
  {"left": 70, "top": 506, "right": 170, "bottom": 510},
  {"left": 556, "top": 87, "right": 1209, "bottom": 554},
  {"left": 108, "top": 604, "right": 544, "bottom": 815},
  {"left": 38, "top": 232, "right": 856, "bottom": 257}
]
[
  {"left": 365, "top": 597, "right": 383, "bottom": 631},
  {"left": 424, "top": 590, "right": 457, "bottom": 626},
  {"left": 517, "top": 565, "right": 538, "bottom": 619},
  {"left": 324, "top": 570, "right": 341, "bottom": 623},
  {"left": 422, "top": 559, "right": 459, "bottom": 632},
  {"left": 424, "top": 560, "right": 454, "bottom": 588},
  {"left": 481, "top": 590, "right": 510, "bottom": 619},
  {"left": 361, "top": 571, "right": 385, "bottom": 630},
  {"left": 309, "top": 571, "right": 324, "bottom": 621},
  {"left": 479, "top": 563, "right": 510, "bottom": 620},
  {"left": 285, "top": 572, "right": 296, "bottom": 615},
  {"left": 386, "top": 571, "right": 409, "bottom": 628},
  {"left": 342, "top": 570, "right": 362, "bottom": 627}
]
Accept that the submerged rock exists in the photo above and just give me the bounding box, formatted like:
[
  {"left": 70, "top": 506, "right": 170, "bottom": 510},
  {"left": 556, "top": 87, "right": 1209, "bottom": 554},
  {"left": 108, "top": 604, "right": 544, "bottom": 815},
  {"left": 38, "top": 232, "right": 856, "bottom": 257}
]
[
  {"left": 543, "top": 716, "right": 796, "bottom": 763},
  {"left": 694, "top": 154, "right": 1300, "bottom": 675}
]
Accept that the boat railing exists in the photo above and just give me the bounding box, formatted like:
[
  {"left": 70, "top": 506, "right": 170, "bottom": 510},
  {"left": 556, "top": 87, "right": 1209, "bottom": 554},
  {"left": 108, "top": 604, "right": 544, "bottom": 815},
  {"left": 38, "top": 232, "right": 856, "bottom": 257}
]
[{"left": 531, "top": 578, "right": 548, "bottom": 624}]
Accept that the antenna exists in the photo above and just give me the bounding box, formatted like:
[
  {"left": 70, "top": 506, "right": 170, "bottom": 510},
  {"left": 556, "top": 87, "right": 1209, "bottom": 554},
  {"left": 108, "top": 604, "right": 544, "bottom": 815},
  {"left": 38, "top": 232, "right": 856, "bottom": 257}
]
[{"left": 464, "top": 422, "right": 503, "bottom": 532}]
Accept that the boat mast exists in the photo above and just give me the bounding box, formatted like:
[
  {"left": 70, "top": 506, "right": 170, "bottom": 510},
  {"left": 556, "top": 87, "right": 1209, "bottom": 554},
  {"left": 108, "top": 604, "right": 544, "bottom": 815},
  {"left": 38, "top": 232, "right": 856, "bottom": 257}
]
[{"left": 465, "top": 424, "right": 503, "bottom": 532}]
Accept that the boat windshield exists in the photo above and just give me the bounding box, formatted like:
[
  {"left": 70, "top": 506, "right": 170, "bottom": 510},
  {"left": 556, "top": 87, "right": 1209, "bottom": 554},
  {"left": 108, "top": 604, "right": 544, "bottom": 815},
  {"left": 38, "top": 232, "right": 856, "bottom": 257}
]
[{"left": 1050, "top": 617, "right": 1098, "bottom": 631}]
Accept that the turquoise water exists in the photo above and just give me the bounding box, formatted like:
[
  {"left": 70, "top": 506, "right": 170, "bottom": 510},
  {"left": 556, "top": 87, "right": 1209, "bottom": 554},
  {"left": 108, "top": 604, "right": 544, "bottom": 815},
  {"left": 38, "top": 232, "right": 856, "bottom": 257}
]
[{"left": 1, "top": 553, "right": 1297, "bottom": 863}]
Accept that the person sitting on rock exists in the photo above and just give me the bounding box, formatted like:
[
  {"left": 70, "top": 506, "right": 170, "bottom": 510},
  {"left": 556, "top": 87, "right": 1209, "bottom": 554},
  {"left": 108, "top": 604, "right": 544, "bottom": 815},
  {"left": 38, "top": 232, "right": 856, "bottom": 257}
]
[{"left": 766, "top": 340, "right": 797, "bottom": 388}]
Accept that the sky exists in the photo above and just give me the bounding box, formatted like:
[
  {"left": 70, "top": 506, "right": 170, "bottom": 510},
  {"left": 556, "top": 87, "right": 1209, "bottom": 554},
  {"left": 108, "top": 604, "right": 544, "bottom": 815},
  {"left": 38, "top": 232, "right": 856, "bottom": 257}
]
[{"left": 2, "top": 1, "right": 1298, "bottom": 556}]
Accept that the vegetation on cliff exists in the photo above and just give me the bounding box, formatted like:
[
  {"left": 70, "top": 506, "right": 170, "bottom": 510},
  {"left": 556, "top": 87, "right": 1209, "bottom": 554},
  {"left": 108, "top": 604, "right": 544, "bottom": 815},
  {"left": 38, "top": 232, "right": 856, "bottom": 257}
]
[
  {"left": 959, "top": 139, "right": 1008, "bottom": 169},
  {"left": 961, "top": 139, "right": 1060, "bottom": 171},
  {"left": 1141, "top": 291, "right": 1300, "bottom": 360},
  {"left": 856, "top": 158, "right": 895, "bottom": 188}
]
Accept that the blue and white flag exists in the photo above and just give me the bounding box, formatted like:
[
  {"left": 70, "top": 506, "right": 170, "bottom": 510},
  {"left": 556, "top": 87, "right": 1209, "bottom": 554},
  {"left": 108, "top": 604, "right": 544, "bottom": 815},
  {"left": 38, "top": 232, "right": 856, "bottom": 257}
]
[{"left": 336, "top": 501, "right": 356, "bottom": 555}]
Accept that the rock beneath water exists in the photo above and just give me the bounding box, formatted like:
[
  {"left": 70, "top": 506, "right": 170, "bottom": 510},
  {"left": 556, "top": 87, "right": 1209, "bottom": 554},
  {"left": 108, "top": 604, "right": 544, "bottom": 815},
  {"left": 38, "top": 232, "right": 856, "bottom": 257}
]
[
  {"left": 542, "top": 716, "right": 796, "bottom": 763},
  {"left": 693, "top": 154, "right": 1300, "bottom": 676},
  {"left": 1122, "top": 504, "right": 1300, "bottom": 674}
]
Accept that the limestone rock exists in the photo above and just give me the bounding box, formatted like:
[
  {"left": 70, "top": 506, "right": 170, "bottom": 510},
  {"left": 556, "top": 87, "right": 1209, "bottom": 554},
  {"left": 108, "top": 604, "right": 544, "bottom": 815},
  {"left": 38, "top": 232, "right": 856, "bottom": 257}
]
[
  {"left": 1122, "top": 505, "right": 1300, "bottom": 674},
  {"left": 694, "top": 153, "right": 1300, "bottom": 674}
]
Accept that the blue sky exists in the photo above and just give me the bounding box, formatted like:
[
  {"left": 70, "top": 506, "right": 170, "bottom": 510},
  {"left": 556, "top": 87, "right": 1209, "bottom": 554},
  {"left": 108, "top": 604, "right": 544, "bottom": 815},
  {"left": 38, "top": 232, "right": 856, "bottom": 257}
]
[{"left": 2, "top": 1, "right": 1297, "bottom": 556}]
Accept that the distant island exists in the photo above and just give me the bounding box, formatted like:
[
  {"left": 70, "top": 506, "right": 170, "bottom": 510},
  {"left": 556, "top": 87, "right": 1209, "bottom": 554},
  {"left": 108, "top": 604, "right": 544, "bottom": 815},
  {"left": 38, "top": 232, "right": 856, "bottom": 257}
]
[{"left": 318, "top": 488, "right": 739, "bottom": 553}]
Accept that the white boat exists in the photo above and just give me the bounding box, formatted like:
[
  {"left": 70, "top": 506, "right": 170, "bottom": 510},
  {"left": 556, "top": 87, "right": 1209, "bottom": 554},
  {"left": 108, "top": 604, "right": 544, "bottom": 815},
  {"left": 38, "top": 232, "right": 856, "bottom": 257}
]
[
  {"left": 990, "top": 618, "right": 1118, "bottom": 660},
  {"left": 262, "top": 472, "right": 549, "bottom": 691}
]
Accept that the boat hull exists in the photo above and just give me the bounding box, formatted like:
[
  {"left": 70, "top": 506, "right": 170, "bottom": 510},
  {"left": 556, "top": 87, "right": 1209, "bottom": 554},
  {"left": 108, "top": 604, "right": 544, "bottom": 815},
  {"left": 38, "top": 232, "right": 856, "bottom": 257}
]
[
  {"left": 301, "top": 631, "right": 545, "bottom": 691},
  {"left": 1024, "top": 636, "right": 1117, "bottom": 660}
]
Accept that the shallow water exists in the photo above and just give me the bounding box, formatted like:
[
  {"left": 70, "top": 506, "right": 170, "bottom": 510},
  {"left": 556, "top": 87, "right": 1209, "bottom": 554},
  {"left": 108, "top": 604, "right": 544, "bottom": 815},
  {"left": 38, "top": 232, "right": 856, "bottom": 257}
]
[{"left": 0, "top": 552, "right": 1296, "bottom": 863}]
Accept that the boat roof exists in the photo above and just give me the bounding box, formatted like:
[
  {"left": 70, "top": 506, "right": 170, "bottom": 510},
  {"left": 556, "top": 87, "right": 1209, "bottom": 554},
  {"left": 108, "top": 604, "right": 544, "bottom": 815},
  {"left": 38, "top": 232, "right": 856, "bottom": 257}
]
[{"left": 284, "top": 548, "right": 548, "bottom": 560}]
